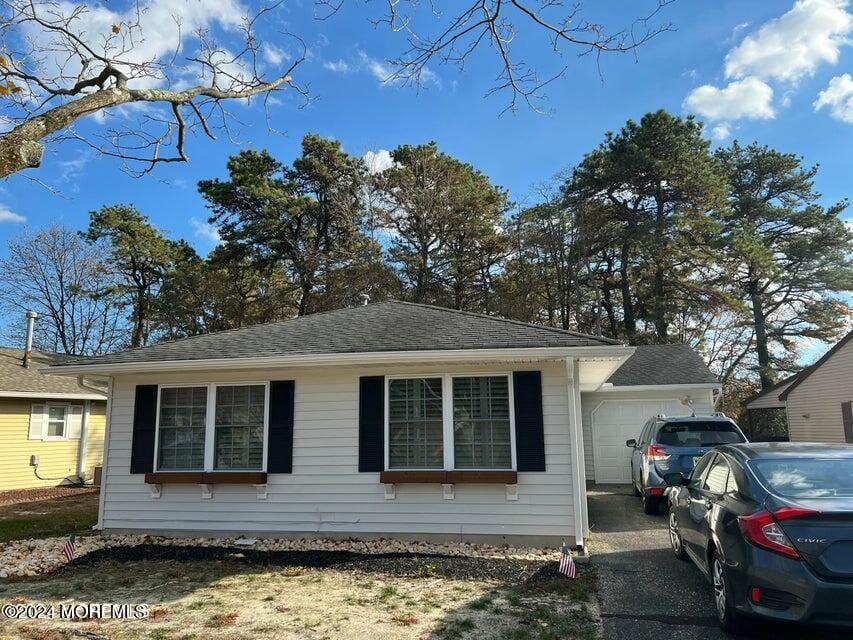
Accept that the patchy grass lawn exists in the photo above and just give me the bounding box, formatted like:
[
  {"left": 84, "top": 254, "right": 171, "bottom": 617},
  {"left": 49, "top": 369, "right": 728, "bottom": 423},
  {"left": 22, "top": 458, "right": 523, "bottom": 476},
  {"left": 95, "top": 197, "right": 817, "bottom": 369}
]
[
  {"left": 0, "top": 545, "right": 599, "bottom": 640},
  {"left": 0, "top": 490, "right": 98, "bottom": 543}
]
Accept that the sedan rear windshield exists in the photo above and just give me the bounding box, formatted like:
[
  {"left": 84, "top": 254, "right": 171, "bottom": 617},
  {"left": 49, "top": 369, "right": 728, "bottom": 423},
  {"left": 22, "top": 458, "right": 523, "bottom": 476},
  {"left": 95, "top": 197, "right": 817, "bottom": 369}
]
[
  {"left": 655, "top": 421, "right": 745, "bottom": 447},
  {"left": 751, "top": 459, "right": 853, "bottom": 499}
]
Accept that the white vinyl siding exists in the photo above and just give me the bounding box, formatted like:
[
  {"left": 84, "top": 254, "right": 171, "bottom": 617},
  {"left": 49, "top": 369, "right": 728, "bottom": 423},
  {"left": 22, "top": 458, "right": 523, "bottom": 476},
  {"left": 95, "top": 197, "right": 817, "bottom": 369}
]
[
  {"left": 580, "top": 388, "right": 716, "bottom": 482},
  {"left": 786, "top": 336, "right": 853, "bottom": 443},
  {"left": 100, "top": 361, "right": 578, "bottom": 544}
]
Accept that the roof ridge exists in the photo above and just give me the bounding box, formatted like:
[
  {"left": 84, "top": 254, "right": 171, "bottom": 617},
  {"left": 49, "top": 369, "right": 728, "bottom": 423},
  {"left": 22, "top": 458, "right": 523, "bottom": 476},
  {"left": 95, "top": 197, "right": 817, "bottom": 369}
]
[{"left": 389, "top": 300, "right": 623, "bottom": 345}]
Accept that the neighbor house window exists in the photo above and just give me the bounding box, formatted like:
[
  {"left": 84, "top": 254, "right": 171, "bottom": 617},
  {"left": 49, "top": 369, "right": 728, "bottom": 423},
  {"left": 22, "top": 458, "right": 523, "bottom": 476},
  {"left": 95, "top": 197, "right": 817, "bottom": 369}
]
[
  {"left": 453, "top": 376, "right": 512, "bottom": 469},
  {"left": 386, "top": 374, "right": 515, "bottom": 471},
  {"left": 214, "top": 385, "right": 265, "bottom": 470},
  {"left": 388, "top": 378, "right": 444, "bottom": 469},
  {"left": 155, "top": 382, "right": 268, "bottom": 472},
  {"left": 46, "top": 405, "right": 68, "bottom": 439},
  {"left": 157, "top": 386, "right": 208, "bottom": 471}
]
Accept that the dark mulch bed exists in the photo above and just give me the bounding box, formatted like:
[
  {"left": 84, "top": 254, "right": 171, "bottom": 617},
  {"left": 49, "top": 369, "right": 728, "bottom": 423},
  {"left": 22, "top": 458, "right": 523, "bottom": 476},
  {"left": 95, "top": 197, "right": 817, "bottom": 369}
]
[
  {"left": 67, "top": 543, "right": 557, "bottom": 584},
  {"left": 0, "top": 486, "right": 97, "bottom": 506}
]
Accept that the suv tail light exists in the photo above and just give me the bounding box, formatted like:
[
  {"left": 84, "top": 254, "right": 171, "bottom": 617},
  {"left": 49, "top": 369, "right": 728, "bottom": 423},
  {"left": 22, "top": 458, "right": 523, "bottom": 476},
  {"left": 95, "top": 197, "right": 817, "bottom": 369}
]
[
  {"left": 646, "top": 444, "right": 669, "bottom": 461},
  {"left": 738, "top": 506, "right": 818, "bottom": 559}
]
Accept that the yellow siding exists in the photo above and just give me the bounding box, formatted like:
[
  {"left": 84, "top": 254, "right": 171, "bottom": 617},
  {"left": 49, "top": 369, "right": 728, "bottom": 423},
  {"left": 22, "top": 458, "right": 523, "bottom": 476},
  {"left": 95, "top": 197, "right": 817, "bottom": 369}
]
[{"left": 0, "top": 398, "right": 107, "bottom": 491}]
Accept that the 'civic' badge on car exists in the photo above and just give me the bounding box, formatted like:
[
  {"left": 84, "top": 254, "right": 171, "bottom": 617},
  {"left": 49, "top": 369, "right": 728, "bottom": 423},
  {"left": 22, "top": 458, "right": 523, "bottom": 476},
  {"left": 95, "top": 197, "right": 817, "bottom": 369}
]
[{"left": 796, "top": 538, "right": 827, "bottom": 544}]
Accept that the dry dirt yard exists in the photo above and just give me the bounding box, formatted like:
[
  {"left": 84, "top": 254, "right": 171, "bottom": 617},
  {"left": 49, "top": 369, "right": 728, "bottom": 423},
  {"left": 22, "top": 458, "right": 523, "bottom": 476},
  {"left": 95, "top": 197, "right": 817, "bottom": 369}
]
[
  {"left": 0, "top": 545, "right": 599, "bottom": 640},
  {"left": 0, "top": 544, "right": 599, "bottom": 640}
]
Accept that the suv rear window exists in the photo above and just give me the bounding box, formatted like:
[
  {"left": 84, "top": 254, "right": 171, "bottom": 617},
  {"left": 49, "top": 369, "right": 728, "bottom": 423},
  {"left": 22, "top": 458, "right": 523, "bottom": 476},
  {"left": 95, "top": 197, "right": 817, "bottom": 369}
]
[{"left": 655, "top": 421, "right": 745, "bottom": 447}]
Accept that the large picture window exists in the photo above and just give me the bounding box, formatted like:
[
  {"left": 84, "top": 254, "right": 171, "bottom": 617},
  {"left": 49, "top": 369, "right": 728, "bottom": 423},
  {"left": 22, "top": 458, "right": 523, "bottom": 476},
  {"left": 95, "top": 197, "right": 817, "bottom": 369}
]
[
  {"left": 155, "top": 383, "right": 268, "bottom": 472},
  {"left": 385, "top": 373, "right": 515, "bottom": 471}
]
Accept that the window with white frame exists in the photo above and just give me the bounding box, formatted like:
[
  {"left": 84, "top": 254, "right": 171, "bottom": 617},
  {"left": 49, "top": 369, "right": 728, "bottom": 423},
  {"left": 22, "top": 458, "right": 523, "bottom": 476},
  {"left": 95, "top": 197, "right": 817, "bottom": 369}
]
[
  {"left": 46, "top": 405, "right": 69, "bottom": 439},
  {"left": 155, "top": 383, "right": 267, "bottom": 472},
  {"left": 386, "top": 374, "right": 515, "bottom": 471}
]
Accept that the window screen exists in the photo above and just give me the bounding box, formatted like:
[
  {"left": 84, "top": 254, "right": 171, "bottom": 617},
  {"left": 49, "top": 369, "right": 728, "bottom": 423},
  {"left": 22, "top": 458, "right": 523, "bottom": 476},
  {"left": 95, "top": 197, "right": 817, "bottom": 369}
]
[
  {"left": 214, "top": 385, "right": 265, "bottom": 470},
  {"left": 453, "top": 376, "right": 512, "bottom": 469},
  {"left": 388, "top": 378, "right": 444, "bottom": 469},
  {"left": 157, "top": 386, "right": 207, "bottom": 470}
]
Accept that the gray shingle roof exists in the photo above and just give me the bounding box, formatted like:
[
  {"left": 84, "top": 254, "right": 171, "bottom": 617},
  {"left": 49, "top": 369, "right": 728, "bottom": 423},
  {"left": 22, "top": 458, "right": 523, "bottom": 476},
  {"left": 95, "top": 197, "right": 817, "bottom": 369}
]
[
  {"left": 0, "top": 347, "right": 106, "bottom": 397},
  {"left": 60, "top": 301, "right": 621, "bottom": 368},
  {"left": 607, "top": 344, "right": 718, "bottom": 387}
]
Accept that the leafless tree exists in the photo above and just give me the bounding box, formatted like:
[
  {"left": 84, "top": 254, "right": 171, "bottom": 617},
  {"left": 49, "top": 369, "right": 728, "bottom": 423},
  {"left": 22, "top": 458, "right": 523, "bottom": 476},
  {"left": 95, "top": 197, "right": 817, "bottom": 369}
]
[
  {"left": 361, "top": 0, "right": 675, "bottom": 112},
  {"left": 0, "top": 0, "right": 304, "bottom": 178},
  {"left": 0, "top": 224, "right": 126, "bottom": 355}
]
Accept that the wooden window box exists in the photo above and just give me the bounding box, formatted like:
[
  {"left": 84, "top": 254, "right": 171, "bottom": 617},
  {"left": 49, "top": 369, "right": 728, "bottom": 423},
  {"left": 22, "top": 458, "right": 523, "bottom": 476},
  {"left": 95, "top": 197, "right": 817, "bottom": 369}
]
[
  {"left": 379, "top": 471, "right": 517, "bottom": 484},
  {"left": 144, "top": 472, "right": 268, "bottom": 485}
]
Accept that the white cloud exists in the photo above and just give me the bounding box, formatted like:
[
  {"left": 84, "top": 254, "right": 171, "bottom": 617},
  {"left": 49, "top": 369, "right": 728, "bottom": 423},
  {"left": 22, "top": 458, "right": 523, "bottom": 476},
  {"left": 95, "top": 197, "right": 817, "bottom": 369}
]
[
  {"left": 725, "top": 0, "right": 853, "bottom": 83},
  {"left": 711, "top": 123, "right": 732, "bottom": 141},
  {"left": 0, "top": 205, "right": 26, "bottom": 223},
  {"left": 363, "top": 149, "right": 394, "bottom": 174},
  {"left": 323, "top": 60, "right": 351, "bottom": 74},
  {"left": 684, "top": 77, "right": 775, "bottom": 120},
  {"left": 814, "top": 73, "right": 853, "bottom": 122},
  {"left": 263, "top": 44, "right": 291, "bottom": 67},
  {"left": 357, "top": 50, "right": 440, "bottom": 88},
  {"left": 190, "top": 218, "right": 221, "bottom": 244}
]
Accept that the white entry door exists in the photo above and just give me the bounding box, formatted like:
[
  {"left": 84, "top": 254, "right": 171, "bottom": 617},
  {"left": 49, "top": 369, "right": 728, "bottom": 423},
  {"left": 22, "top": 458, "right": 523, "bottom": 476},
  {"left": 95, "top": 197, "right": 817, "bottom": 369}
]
[{"left": 592, "top": 399, "right": 684, "bottom": 484}]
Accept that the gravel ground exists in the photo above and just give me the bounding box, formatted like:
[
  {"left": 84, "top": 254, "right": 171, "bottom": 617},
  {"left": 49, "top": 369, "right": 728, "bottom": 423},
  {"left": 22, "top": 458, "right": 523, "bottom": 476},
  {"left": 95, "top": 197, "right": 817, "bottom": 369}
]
[
  {"left": 0, "top": 486, "right": 97, "bottom": 506},
  {"left": 1, "top": 534, "right": 561, "bottom": 580}
]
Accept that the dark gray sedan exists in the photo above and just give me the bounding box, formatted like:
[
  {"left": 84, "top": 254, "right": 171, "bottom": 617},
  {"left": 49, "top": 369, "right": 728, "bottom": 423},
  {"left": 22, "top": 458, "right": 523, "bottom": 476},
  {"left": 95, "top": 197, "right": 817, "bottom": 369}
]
[{"left": 665, "top": 442, "right": 853, "bottom": 633}]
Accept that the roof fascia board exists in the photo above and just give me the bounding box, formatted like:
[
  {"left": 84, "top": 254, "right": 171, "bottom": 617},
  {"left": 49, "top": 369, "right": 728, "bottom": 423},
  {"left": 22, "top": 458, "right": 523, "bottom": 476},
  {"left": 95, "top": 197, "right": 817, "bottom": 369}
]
[
  {"left": 45, "top": 346, "right": 634, "bottom": 376},
  {"left": 779, "top": 330, "right": 853, "bottom": 401},
  {"left": 595, "top": 383, "right": 721, "bottom": 393},
  {"left": 0, "top": 390, "right": 106, "bottom": 400}
]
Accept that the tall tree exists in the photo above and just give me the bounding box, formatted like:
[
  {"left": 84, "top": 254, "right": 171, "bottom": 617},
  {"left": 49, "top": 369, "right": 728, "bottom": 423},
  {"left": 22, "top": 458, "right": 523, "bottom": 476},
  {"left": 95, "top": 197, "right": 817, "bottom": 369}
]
[
  {"left": 565, "top": 110, "right": 726, "bottom": 341},
  {"left": 199, "top": 135, "right": 377, "bottom": 316},
  {"left": 373, "top": 142, "right": 509, "bottom": 308},
  {"left": 83, "top": 205, "right": 184, "bottom": 347},
  {"left": 0, "top": 224, "right": 125, "bottom": 354},
  {"left": 715, "top": 141, "right": 853, "bottom": 389}
]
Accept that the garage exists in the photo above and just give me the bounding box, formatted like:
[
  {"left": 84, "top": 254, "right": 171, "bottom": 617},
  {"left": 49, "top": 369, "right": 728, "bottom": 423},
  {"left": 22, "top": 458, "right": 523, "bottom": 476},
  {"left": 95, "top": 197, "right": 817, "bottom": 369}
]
[
  {"left": 590, "top": 398, "right": 687, "bottom": 484},
  {"left": 580, "top": 344, "right": 722, "bottom": 485}
]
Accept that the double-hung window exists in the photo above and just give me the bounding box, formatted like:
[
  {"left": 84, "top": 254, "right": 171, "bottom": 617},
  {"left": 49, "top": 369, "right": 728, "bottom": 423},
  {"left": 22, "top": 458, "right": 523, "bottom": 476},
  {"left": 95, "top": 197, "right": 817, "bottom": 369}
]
[
  {"left": 45, "top": 404, "right": 69, "bottom": 439},
  {"left": 155, "top": 383, "right": 268, "bottom": 472},
  {"left": 386, "top": 374, "right": 515, "bottom": 471}
]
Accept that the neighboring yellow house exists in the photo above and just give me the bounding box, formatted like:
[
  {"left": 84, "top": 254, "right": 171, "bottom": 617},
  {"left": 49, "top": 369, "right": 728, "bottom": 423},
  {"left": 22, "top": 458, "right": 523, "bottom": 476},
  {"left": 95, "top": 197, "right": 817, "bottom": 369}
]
[{"left": 0, "top": 347, "right": 107, "bottom": 491}]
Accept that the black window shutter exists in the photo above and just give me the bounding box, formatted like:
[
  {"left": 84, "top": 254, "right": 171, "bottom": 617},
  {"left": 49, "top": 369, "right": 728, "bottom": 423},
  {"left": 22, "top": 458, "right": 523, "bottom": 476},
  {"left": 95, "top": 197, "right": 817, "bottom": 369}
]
[
  {"left": 130, "top": 384, "right": 158, "bottom": 474},
  {"left": 514, "top": 371, "right": 545, "bottom": 472},
  {"left": 359, "top": 376, "right": 385, "bottom": 472},
  {"left": 268, "top": 380, "right": 295, "bottom": 473},
  {"left": 843, "top": 401, "right": 853, "bottom": 444}
]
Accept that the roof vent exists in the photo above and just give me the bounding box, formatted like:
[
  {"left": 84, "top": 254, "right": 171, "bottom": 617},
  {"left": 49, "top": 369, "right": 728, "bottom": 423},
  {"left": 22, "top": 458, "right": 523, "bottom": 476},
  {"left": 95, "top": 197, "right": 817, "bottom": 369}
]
[
  {"left": 358, "top": 293, "right": 370, "bottom": 306},
  {"left": 23, "top": 310, "right": 37, "bottom": 368}
]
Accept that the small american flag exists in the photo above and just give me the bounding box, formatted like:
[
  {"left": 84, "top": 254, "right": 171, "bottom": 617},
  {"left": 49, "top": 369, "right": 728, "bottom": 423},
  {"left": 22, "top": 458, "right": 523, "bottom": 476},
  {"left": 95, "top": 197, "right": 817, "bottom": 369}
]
[
  {"left": 62, "top": 534, "right": 76, "bottom": 562},
  {"left": 558, "top": 541, "right": 577, "bottom": 579}
]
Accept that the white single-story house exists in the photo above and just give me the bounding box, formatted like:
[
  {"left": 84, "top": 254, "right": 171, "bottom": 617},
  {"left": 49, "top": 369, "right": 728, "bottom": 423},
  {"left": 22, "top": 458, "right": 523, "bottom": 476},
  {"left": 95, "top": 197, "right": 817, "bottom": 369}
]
[
  {"left": 746, "top": 329, "right": 853, "bottom": 444},
  {"left": 581, "top": 344, "right": 721, "bottom": 484},
  {"left": 49, "top": 301, "right": 717, "bottom": 548}
]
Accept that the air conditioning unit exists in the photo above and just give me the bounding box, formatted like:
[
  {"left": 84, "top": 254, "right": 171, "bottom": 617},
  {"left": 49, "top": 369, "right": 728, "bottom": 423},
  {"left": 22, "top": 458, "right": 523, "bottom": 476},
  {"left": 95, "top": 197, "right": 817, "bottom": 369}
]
[{"left": 93, "top": 466, "right": 103, "bottom": 487}]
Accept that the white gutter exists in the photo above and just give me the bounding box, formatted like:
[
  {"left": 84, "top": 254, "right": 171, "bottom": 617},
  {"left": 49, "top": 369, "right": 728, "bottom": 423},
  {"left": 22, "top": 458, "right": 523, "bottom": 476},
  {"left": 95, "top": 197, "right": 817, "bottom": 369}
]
[
  {"left": 0, "top": 390, "right": 106, "bottom": 400},
  {"left": 45, "top": 346, "right": 634, "bottom": 376},
  {"left": 594, "top": 382, "right": 721, "bottom": 393}
]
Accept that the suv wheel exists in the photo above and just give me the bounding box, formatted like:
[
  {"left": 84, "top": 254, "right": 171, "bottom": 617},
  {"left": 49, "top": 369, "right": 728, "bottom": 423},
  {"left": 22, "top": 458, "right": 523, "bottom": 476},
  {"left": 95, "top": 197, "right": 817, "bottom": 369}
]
[
  {"left": 668, "top": 511, "right": 687, "bottom": 561},
  {"left": 642, "top": 490, "right": 660, "bottom": 515},
  {"left": 712, "top": 552, "right": 747, "bottom": 634}
]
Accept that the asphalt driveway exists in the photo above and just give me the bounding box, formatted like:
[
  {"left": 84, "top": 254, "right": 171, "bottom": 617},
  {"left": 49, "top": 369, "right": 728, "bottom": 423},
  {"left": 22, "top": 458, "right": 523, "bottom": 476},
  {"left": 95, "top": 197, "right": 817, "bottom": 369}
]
[{"left": 586, "top": 484, "right": 840, "bottom": 640}]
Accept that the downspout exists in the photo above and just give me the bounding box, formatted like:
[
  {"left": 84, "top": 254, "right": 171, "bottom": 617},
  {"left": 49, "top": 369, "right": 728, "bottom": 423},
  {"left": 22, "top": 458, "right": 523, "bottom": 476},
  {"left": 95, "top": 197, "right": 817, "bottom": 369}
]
[
  {"left": 76, "top": 399, "right": 90, "bottom": 481},
  {"left": 95, "top": 375, "right": 114, "bottom": 531},
  {"left": 565, "top": 357, "right": 588, "bottom": 550}
]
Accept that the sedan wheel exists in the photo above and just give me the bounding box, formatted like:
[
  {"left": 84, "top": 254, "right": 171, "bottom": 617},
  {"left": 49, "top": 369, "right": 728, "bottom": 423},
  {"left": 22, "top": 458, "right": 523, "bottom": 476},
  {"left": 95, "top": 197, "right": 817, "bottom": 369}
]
[
  {"left": 669, "top": 512, "right": 687, "bottom": 561},
  {"left": 712, "top": 553, "right": 747, "bottom": 633}
]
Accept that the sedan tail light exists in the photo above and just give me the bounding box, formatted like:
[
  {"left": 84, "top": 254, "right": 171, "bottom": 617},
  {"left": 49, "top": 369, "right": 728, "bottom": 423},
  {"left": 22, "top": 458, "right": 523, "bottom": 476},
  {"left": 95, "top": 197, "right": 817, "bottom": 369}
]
[
  {"left": 737, "top": 506, "right": 818, "bottom": 560},
  {"left": 646, "top": 444, "right": 669, "bottom": 461}
]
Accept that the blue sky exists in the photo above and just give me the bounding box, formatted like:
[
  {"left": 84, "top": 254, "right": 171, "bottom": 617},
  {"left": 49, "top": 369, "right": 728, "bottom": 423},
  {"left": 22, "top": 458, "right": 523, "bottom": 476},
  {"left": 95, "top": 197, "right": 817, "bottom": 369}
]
[{"left": 1, "top": 0, "right": 851, "bottom": 358}]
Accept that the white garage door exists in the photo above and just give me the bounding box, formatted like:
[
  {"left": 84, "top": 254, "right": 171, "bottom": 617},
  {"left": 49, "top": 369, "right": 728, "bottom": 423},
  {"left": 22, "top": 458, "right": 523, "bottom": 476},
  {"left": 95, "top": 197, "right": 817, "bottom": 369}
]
[{"left": 592, "top": 399, "right": 685, "bottom": 484}]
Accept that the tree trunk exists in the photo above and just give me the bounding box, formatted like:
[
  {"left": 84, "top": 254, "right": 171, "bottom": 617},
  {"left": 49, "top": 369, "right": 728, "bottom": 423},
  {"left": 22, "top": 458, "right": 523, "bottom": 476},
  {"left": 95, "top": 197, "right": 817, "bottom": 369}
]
[
  {"left": 748, "top": 279, "right": 774, "bottom": 389},
  {"left": 652, "top": 195, "right": 668, "bottom": 340},
  {"left": 619, "top": 240, "right": 636, "bottom": 340}
]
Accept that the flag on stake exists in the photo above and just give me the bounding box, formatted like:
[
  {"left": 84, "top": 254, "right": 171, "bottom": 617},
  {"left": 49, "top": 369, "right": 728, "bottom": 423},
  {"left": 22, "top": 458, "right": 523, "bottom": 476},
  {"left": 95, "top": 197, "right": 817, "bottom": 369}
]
[
  {"left": 558, "top": 541, "right": 577, "bottom": 579},
  {"left": 63, "top": 534, "right": 76, "bottom": 562}
]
